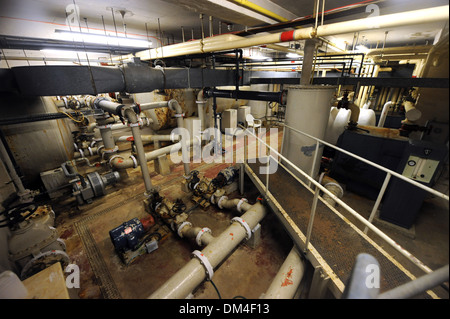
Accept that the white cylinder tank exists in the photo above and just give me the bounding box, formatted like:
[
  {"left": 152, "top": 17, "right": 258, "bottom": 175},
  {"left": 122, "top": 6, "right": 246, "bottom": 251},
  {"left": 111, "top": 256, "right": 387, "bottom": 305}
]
[
  {"left": 325, "top": 107, "right": 352, "bottom": 145},
  {"left": 281, "top": 85, "right": 336, "bottom": 182}
]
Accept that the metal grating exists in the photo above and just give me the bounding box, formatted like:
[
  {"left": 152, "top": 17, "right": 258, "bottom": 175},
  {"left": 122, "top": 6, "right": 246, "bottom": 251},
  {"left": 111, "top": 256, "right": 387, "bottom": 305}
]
[{"left": 246, "top": 162, "right": 441, "bottom": 298}]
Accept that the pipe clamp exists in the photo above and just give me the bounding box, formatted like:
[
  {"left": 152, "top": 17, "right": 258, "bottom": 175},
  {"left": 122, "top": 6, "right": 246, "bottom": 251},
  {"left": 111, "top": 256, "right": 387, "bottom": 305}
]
[
  {"left": 231, "top": 217, "right": 252, "bottom": 240},
  {"left": 177, "top": 221, "right": 192, "bottom": 238},
  {"left": 195, "top": 227, "right": 211, "bottom": 246},
  {"left": 192, "top": 250, "right": 214, "bottom": 281},
  {"left": 236, "top": 198, "right": 248, "bottom": 213},
  {"left": 217, "top": 195, "right": 228, "bottom": 209},
  {"left": 129, "top": 155, "right": 138, "bottom": 168}
]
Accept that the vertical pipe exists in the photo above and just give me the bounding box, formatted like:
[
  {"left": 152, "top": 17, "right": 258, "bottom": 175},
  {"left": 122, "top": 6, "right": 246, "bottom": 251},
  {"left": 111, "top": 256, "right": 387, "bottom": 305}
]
[
  {"left": 169, "top": 100, "right": 190, "bottom": 176},
  {"left": 124, "top": 108, "right": 154, "bottom": 194},
  {"left": 300, "top": 39, "right": 317, "bottom": 85}
]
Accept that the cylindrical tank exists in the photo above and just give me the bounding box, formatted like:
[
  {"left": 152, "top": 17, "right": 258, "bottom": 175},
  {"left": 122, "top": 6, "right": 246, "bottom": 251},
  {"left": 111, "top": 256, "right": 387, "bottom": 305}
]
[
  {"left": 358, "top": 108, "right": 376, "bottom": 126},
  {"left": 325, "top": 107, "right": 351, "bottom": 145},
  {"left": 281, "top": 85, "right": 336, "bottom": 182}
]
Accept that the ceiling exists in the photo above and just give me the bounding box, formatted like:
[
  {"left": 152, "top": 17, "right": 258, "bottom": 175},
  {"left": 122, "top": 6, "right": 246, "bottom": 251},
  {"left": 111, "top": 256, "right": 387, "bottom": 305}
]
[{"left": 0, "top": 0, "right": 448, "bottom": 58}]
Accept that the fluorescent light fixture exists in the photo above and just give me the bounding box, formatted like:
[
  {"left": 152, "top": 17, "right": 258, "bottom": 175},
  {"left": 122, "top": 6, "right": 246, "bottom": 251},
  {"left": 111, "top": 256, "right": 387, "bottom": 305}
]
[
  {"left": 355, "top": 45, "right": 369, "bottom": 53},
  {"left": 286, "top": 53, "right": 301, "bottom": 58},
  {"left": 40, "top": 49, "right": 104, "bottom": 55},
  {"left": 54, "top": 29, "right": 152, "bottom": 48}
]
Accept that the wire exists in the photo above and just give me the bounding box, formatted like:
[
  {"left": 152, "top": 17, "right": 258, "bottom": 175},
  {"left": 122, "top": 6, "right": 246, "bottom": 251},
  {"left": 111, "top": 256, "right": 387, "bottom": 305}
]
[
  {"left": 59, "top": 111, "right": 85, "bottom": 123},
  {"left": 208, "top": 279, "right": 222, "bottom": 299},
  {"left": 233, "top": 295, "right": 247, "bottom": 299}
]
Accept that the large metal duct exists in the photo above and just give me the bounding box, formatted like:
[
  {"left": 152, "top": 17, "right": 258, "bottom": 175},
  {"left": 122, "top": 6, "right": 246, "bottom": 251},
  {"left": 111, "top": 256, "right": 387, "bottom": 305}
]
[{"left": 2, "top": 63, "right": 249, "bottom": 96}]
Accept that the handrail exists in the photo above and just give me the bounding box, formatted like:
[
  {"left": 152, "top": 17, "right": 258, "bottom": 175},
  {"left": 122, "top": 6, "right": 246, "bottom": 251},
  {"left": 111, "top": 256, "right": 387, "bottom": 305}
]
[{"left": 239, "top": 124, "right": 439, "bottom": 275}]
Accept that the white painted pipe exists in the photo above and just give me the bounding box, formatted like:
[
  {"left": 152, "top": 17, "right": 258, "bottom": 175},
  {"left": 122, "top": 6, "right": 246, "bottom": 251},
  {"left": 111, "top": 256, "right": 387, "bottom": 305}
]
[
  {"left": 139, "top": 101, "right": 169, "bottom": 111},
  {"left": 377, "top": 101, "right": 395, "bottom": 127},
  {"left": 169, "top": 99, "right": 191, "bottom": 177},
  {"left": 110, "top": 138, "right": 197, "bottom": 170},
  {"left": 148, "top": 201, "right": 267, "bottom": 299},
  {"left": 135, "top": 6, "right": 448, "bottom": 60},
  {"left": 261, "top": 246, "right": 305, "bottom": 299}
]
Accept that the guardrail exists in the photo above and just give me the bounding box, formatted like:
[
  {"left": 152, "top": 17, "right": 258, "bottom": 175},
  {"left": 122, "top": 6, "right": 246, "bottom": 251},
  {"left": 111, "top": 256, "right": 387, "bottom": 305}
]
[{"left": 239, "top": 123, "right": 449, "bottom": 276}]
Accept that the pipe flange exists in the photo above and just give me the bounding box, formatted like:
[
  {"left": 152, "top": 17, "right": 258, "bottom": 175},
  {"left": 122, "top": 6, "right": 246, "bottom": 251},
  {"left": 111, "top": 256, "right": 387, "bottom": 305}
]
[
  {"left": 236, "top": 198, "right": 248, "bottom": 213},
  {"left": 97, "top": 145, "right": 105, "bottom": 155},
  {"left": 217, "top": 195, "right": 228, "bottom": 209},
  {"left": 231, "top": 217, "right": 252, "bottom": 240},
  {"left": 195, "top": 227, "right": 211, "bottom": 246},
  {"left": 129, "top": 155, "right": 138, "bottom": 168},
  {"left": 177, "top": 221, "right": 192, "bottom": 238},
  {"left": 191, "top": 250, "right": 214, "bottom": 281}
]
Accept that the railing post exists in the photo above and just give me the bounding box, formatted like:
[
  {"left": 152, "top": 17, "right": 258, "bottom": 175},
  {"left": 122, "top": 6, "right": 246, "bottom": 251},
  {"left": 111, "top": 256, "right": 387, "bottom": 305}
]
[
  {"left": 305, "top": 185, "right": 321, "bottom": 253},
  {"left": 309, "top": 140, "right": 320, "bottom": 188},
  {"left": 364, "top": 172, "right": 391, "bottom": 234}
]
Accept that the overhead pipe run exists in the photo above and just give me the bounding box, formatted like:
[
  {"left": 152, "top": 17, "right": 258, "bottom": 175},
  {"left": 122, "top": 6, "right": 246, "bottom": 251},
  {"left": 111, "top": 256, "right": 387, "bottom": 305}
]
[
  {"left": 203, "top": 87, "right": 286, "bottom": 104},
  {"left": 133, "top": 6, "right": 449, "bottom": 60}
]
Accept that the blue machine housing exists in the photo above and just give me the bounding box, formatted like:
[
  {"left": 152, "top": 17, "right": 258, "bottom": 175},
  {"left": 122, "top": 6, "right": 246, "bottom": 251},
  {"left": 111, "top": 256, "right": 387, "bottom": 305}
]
[{"left": 109, "top": 218, "right": 145, "bottom": 252}]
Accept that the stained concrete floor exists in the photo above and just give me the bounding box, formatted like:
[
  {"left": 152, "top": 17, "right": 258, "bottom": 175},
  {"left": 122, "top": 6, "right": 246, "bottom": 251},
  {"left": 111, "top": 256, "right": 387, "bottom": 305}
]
[
  {"left": 49, "top": 128, "right": 448, "bottom": 299},
  {"left": 52, "top": 158, "right": 293, "bottom": 299}
]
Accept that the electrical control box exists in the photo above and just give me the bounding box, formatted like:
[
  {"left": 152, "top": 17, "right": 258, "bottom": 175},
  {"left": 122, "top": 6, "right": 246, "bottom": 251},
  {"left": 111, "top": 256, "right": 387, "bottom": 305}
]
[{"left": 379, "top": 140, "right": 448, "bottom": 229}]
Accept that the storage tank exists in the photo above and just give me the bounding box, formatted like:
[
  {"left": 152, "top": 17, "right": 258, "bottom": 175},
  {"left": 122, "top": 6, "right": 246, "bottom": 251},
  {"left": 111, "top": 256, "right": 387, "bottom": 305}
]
[{"left": 281, "top": 85, "right": 336, "bottom": 182}]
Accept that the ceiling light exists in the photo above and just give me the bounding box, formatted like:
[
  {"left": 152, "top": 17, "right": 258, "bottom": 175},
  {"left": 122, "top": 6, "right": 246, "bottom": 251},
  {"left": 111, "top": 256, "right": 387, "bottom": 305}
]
[
  {"left": 286, "top": 53, "right": 301, "bottom": 58},
  {"left": 54, "top": 29, "right": 152, "bottom": 48},
  {"left": 355, "top": 45, "right": 369, "bottom": 53}
]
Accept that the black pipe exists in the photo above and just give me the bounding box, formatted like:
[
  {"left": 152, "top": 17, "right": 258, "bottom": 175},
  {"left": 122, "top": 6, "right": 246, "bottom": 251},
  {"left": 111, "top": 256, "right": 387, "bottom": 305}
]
[{"left": 203, "top": 88, "right": 286, "bottom": 104}]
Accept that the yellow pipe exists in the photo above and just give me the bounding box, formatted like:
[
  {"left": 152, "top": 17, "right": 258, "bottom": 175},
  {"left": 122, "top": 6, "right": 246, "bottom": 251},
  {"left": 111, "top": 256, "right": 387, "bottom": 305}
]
[{"left": 231, "top": 0, "right": 289, "bottom": 22}]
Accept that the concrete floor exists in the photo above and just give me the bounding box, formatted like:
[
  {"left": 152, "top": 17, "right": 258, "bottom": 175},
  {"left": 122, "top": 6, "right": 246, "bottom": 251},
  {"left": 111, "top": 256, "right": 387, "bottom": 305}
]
[
  {"left": 49, "top": 128, "right": 448, "bottom": 299},
  {"left": 52, "top": 159, "right": 293, "bottom": 299}
]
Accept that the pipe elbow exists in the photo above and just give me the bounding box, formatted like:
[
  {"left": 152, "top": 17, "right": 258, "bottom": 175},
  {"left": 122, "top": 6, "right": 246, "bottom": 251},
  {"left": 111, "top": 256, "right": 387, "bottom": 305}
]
[{"left": 168, "top": 99, "right": 182, "bottom": 114}]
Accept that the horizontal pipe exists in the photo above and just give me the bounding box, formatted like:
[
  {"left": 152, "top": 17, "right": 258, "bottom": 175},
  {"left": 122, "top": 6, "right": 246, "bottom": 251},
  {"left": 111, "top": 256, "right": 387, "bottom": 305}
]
[
  {"left": 262, "top": 246, "right": 305, "bottom": 299},
  {"left": 204, "top": 88, "right": 286, "bottom": 104},
  {"left": 134, "top": 6, "right": 449, "bottom": 59}
]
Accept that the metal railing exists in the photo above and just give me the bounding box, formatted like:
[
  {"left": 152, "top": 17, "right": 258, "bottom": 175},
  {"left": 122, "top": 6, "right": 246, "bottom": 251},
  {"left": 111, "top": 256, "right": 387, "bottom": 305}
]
[{"left": 239, "top": 123, "right": 449, "bottom": 276}]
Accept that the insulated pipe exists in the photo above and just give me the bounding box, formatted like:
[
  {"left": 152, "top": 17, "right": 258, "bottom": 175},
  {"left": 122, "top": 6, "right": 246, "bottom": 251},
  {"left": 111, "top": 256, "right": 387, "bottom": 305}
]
[
  {"left": 148, "top": 201, "right": 267, "bottom": 299},
  {"left": 168, "top": 99, "right": 190, "bottom": 177},
  {"left": 377, "top": 101, "right": 395, "bottom": 127},
  {"left": 134, "top": 6, "right": 449, "bottom": 59},
  {"left": 261, "top": 246, "right": 305, "bottom": 299},
  {"left": 124, "top": 108, "right": 154, "bottom": 194}
]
